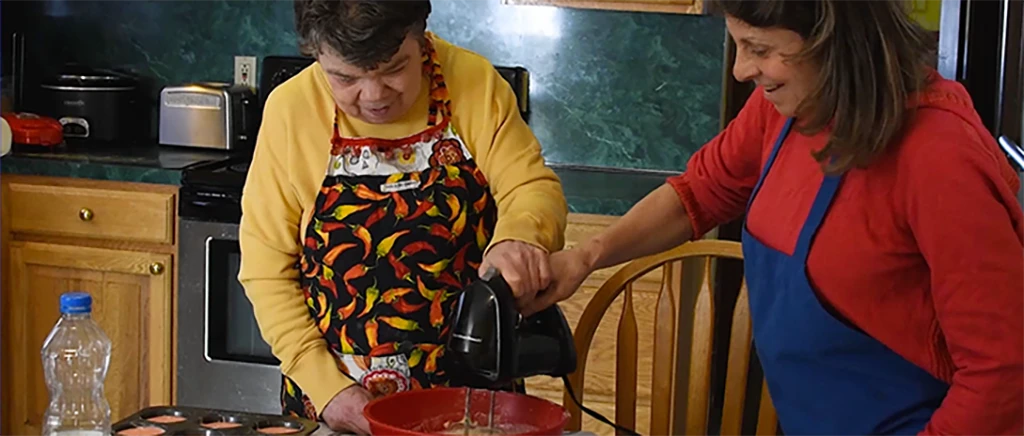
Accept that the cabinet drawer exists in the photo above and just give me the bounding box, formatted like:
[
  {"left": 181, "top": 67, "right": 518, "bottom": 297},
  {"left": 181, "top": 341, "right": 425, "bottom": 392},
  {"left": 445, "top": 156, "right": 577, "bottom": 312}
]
[{"left": 6, "top": 182, "right": 175, "bottom": 244}]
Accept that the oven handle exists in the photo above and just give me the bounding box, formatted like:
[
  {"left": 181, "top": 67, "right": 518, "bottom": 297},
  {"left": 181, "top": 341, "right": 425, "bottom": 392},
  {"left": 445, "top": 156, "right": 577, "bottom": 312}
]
[
  {"left": 203, "top": 235, "right": 214, "bottom": 363},
  {"left": 998, "top": 135, "right": 1024, "bottom": 172}
]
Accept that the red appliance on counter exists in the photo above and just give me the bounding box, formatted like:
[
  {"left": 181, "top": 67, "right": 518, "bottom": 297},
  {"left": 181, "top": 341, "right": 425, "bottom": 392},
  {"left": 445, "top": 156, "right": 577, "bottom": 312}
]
[{"left": 1, "top": 112, "right": 63, "bottom": 148}]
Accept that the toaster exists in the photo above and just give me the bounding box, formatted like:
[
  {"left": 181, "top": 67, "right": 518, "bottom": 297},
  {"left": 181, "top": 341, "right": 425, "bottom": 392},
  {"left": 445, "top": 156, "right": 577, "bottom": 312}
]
[{"left": 159, "top": 82, "right": 256, "bottom": 150}]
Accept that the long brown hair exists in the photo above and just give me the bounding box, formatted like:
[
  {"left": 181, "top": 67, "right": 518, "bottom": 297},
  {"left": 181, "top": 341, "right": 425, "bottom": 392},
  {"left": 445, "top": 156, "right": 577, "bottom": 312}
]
[{"left": 709, "top": 0, "right": 937, "bottom": 173}]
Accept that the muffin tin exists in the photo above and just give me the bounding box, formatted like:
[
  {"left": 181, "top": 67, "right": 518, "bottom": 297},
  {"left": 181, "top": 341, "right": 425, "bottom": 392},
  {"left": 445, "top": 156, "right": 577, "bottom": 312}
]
[{"left": 112, "top": 406, "right": 319, "bottom": 436}]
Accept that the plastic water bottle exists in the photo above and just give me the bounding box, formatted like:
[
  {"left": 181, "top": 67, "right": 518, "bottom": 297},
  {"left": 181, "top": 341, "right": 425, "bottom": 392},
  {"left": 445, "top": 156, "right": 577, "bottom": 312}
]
[{"left": 40, "top": 292, "right": 112, "bottom": 436}]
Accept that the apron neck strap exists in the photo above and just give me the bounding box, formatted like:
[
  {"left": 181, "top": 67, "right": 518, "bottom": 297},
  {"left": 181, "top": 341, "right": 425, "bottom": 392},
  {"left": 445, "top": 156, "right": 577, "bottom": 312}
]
[
  {"left": 421, "top": 37, "right": 452, "bottom": 127},
  {"left": 747, "top": 118, "right": 794, "bottom": 210},
  {"left": 793, "top": 174, "right": 842, "bottom": 261}
]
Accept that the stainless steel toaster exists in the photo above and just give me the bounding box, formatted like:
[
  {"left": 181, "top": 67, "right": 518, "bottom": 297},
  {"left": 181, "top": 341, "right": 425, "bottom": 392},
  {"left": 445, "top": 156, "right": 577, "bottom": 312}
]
[{"left": 159, "top": 82, "right": 256, "bottom": 150}]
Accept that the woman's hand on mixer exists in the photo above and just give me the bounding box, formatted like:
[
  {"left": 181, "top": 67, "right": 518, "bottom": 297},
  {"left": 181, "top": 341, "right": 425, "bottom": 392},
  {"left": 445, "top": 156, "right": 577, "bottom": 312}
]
[
  {"left": 322, "top": 384, "right": 374, "bottom": 435},
  {"left": 520, "top": 247, "right": 594, "bottom": 317},
  {"left": 480, "top": 240, "right": 553, "bottom": 305}
]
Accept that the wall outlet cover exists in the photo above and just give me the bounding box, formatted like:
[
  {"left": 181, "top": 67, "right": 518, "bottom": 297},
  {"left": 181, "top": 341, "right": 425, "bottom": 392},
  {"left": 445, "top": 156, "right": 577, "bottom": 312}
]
[{"left": 234, "top": 56, "right": 258, "bottom": 89}]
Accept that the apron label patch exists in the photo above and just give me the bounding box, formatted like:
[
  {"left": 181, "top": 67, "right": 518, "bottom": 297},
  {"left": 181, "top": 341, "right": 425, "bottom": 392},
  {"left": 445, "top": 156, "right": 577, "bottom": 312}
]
[
  {"left": 337, "top": 353, "right": 413, "bottom": 396},
  {"left": 380, "top": 179, "right": 421, "bottom": 193}
]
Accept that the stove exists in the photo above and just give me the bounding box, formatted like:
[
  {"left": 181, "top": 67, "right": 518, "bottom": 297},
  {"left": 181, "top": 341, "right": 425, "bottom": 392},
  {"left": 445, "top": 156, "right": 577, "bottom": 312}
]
[
  {"left": 177, "top": 152, "right": 282, "bottom": 414},
  {"left": 175, "top": 55, "right": 320, "bottom": 414},
  {"left": 179, "top": 155, "right": 250, "bottom": 224}
]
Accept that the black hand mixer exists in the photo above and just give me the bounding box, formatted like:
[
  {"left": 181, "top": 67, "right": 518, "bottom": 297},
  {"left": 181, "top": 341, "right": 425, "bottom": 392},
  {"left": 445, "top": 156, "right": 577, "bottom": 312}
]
[
  {"left": 445, "top": 267, "right": 641, "bottom": 436},
  {"left": 446, "top": 267, "right": 576, "bottom": 387}
]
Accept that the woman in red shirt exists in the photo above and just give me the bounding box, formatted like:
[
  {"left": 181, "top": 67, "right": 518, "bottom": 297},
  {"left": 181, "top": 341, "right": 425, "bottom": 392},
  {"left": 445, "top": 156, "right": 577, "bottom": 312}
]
[{"left": 521, "top": 1, "right": 1024, "bottom": 434}]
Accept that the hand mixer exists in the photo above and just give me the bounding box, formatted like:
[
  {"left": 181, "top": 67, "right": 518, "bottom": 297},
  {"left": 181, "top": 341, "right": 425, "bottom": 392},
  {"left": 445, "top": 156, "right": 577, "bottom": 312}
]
[{"left": 445, "top": 268, "right": 641, "bottom": 435}]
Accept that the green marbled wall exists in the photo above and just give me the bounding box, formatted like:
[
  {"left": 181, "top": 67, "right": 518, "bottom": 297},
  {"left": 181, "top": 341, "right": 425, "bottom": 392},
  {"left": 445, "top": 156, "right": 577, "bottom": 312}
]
[{"left": 9, "top": 0, "right": 726, "bottom": 172}]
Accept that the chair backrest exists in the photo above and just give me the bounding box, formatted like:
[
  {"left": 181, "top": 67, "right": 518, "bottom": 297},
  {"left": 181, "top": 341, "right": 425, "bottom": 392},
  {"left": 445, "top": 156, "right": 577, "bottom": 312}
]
[
  {"left": 563, "top": 239, "right": 778, "bottom": 435},
  {"left": 719, "top": 274, "right": 779, "bottom": 436}
]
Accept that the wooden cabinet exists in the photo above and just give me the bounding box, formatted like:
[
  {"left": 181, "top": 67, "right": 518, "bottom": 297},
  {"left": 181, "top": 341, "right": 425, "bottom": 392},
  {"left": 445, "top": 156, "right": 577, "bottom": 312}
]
[
  {"left": 1, "top": 175, "right": 177, "bottom": 436},
  {"left": 502, "top": 0, "right": 705, "bottom": 15},
  {"left": 5, "top": 181, "right": 175, "bottom": 245},
  {"left": 526, "top": 213, "right": 664, "bottom": 436}
]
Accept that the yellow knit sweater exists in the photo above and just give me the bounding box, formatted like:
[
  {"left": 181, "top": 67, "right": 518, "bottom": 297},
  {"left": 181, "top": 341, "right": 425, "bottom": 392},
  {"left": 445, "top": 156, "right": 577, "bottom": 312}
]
[{"left": 237, "top": 34, "right": 567, "bottom": 412}]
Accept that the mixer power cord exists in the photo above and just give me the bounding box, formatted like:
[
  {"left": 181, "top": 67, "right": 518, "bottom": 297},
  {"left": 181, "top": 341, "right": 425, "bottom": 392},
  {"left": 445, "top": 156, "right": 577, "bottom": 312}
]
[{"left": 561, "top": 376, "right": 641, "bottom": 436}]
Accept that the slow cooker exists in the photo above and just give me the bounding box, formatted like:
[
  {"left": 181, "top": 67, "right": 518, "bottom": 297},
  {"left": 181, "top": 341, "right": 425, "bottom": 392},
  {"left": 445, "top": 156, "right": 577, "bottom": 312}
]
[{"left": 39, "top": 65, "right": 143, "bottom": 144}]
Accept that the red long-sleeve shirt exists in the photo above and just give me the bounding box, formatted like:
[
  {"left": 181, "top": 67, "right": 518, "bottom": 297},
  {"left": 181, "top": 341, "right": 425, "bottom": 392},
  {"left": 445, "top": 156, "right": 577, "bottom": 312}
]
[{"left": 669, "top": 72, "right": 1024, "bottom": 435}]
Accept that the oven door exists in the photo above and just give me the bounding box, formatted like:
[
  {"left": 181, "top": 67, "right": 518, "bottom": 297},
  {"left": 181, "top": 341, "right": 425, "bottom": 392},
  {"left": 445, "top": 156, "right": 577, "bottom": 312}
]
[{"left": 177, "top": 218, "right": 283, "bottom": 413}]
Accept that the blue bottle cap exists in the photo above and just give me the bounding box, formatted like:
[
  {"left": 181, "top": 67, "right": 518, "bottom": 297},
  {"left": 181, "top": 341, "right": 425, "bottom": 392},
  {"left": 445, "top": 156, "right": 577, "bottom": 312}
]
[{"left": 60, "top": 292, "right": 92, "bottom": 314}]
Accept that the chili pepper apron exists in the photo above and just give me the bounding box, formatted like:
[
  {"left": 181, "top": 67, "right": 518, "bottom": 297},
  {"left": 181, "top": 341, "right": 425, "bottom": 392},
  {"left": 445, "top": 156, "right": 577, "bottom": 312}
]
[
  {"left": 281, "top": 39, "right": 504, "bottom": 418},
  {"left": 742, "top": 118, "right": 950, "bottom": 434}
]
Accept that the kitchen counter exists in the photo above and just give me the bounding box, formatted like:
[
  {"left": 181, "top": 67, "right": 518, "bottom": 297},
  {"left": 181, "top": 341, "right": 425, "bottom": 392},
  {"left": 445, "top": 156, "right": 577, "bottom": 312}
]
[
  {"left": 0, "top": 141, "right": 237, "bottom": 185},
  {"left": 0, "top": 143, "right": 670, "bottom": 216}
]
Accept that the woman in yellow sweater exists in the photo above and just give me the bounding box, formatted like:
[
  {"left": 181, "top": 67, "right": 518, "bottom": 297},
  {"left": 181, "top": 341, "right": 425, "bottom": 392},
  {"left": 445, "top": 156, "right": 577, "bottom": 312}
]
[{"left": 237, "top": 1, "right": 567, "bottom": 433}]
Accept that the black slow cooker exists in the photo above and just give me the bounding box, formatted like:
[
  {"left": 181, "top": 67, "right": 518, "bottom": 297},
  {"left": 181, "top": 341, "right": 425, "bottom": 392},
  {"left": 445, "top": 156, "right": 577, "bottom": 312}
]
[{"left": 39, "top": 65, "right": 143, "bottom": 144}]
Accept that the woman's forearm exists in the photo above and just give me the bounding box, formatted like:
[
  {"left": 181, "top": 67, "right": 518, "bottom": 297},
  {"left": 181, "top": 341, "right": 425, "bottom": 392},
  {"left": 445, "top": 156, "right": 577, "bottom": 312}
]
[{"left": 579, "top": 183, "right": 694, "bottom": 270}]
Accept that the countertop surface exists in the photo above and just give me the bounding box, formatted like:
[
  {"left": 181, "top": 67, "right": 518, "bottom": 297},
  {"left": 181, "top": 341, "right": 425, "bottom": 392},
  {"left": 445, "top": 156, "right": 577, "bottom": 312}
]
[
  {"left": 0, "top": 142, "right": 671, "bottom": 216},
  {"left": 0, "top": 141, "right": 238, "bottom": 185}
]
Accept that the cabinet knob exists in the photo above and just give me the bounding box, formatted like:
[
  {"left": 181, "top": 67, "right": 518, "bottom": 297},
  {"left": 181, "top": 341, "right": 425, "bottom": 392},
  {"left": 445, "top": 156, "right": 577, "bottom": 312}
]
[
  {"left": 149, "top": 262, "right": 165, "bottom": 275},
  {"left": 79, "top": 208, "right": 94, "bottom": 221}
]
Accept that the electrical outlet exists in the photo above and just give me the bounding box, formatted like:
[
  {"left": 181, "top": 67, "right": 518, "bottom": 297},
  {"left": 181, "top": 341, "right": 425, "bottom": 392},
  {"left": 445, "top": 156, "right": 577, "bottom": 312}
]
[{"left": 234, "top": 56, "right": 257, "bottom": 88}]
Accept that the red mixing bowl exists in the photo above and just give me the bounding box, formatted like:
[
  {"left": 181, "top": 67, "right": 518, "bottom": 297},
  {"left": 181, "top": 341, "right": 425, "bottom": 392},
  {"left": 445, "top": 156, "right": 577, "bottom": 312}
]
[{"left": 363, "top": 387, "right": 569, "bottom": 435}]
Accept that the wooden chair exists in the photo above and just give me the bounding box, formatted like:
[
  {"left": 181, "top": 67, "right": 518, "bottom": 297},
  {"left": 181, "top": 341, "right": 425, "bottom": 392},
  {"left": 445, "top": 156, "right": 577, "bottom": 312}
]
[{"left": 563, "top": 239, "right": 779, "bottom": 435}]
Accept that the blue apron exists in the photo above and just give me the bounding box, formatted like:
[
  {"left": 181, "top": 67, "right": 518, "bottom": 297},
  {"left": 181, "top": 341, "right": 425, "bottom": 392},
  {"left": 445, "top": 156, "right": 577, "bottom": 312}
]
[{"left": 741, "top": 118, "right": 950, "bottom": 435}]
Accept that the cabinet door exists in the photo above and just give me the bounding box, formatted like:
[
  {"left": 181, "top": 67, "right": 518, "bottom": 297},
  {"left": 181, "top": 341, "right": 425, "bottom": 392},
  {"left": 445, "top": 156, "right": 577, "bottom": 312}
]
[{"left": 5, "top": 241, "right": 172, "bottom": 436}]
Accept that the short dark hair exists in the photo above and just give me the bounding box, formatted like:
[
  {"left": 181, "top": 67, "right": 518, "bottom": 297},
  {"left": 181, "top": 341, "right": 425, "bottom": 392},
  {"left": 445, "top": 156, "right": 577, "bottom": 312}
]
[
  {"left": 294, "top": 0, "right": 432, "bottom": 70},
  {"left": 709, "top": 0, "right": 936, "bottom": 173}
]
